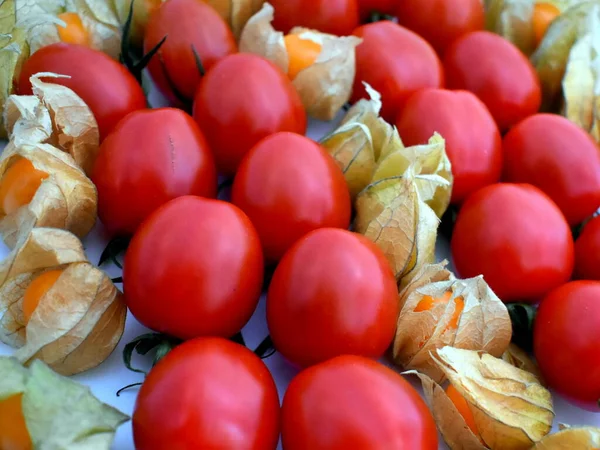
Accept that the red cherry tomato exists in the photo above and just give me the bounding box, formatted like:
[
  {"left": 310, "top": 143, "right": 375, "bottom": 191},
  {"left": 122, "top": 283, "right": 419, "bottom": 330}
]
[
  {"left": 396, "top": 0, "right": 484, "bottom": 55},
  {"left": 232, "top": 132, "right": 351, "bottom": 262},
  {"left": 282, "top": 355, "right": 438, "bottom": 450},
  {"left": 17, "top": 43, "right": 146, "bottom": 140},
  {"left": 352, "top": 21, "right": 444, "bottom": 123},
  {"left": 123, "top": 196, "right": 264, "bottom": 340},
  {"left": 575, "top": 216, "right": 600, "bottom": 281},
  {"left": 534, "top": 281, "right": 600, "bottom": 411},
  {"left": 358, "top": 0, "right": 396, "bottom": 20},
  {"left": 269, "top": 0, "right": 360, "bottom": 36},
  {"left": 92, "top": 108, "right": 217, "bottom": 236},
  {"left": 193, "top": 54, "right": 307, "bottom": 176},
  {"left": 144, "top": 0, "right": 237, "bottom": 102},
  {"left": 396, "top": 88, "right": 502, "bottom": 204},
  {"left": 133, "top": 337, "right": 280, "bottom": 449},
  {"left": 451, "top": 183, "right": 574, "bottom": 303},
  {"left": 444, "top": 31, "right": 542, "bottom": 131},
  {"left": 266, "top": 228, "right": 399, "bottom": 368},
  {"left": 503, "top": 114, "right": 600, "bottom": 226}
]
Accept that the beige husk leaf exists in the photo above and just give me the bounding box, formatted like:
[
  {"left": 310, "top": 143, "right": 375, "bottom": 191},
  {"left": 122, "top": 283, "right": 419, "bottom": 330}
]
[
  {"left": 484, "top": 0, "right": 536, "bottom": 54},
  {"left": 354, "top": 171, "right": 440, "bottom": 284},
  {"left": 501, "top": 343, "right": 545, "bottom": 383},
  {"left": 532, "top": 426, "right": 600, "bottom": 448},
  {"left": 1, "top": 357, "right": 129, "bottom": 449},
  {"left": 321, "top": 84, "right": 453, "bottom": 215},
  {"left": 0, "top": 228, "right": 127, "bottom": 376},
  {"left": 0, "top": 142, "right": 97, "bottom": 248},
  {"left": 409, "top": 347, "right": 555, "bottom": 450},
  {"left": 239, "top": 2, "right": 362, "bottom": 120},
  {"left": 206, "top": 0, "right": 265, "bottom": 39},
  {"left": 4, "top": 73, "right": 100, "bottom": 174},
  {"left": 393, "top": 264, "right": 511, "bottom": 381},
  {"left": 560, "top": 6, "right": 600, "bottom": 142},
  {"left": 532, "top": 0, "right": 600, "bottom": 110}
]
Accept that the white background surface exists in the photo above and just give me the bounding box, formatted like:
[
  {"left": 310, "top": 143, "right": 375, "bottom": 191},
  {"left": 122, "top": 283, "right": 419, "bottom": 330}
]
[{"left": 1, "top": 116, "right": 599, "bottom": 450}]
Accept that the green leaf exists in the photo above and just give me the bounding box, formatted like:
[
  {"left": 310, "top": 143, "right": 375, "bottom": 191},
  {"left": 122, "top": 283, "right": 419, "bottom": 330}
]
[
  {"left": 23, "top": 360, "right": 129, "bottom": 450},
  {"left": 122, "top": 332, "right": 181, "bottom": 374},
  {"left": 0, "top": 357, "right": 27, "bottom": 400}
]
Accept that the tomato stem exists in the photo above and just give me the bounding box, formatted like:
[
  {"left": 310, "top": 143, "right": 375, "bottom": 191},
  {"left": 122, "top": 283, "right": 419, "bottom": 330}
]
[
  {"left": 367, "top": 11, "right": 396, "bottom": 23},
  {"left": 111, "top": 276, "right": 123, "bottom": 284},
  {"left": 191, "top": 45, "right": 206, "bottom": 77},
  {"left": 123, "top": 332, "right": 182, "bottom": 374},
  {"left": 157, "top": 52, "right": 193, "bottom": 112},
  {"left": 116, "top": 382, "right": 143, "bottom": 397},
  {"left": 507, "top": 303, "right": 537, "bottom": 353},
  {"left": 254, "top": 335, "right": 276, "bottom": 359},
  {"left": 230, "top": 332, "right": 246, "bottom": 347},
  {"left": 98, "top": 236, "right": 131, "bottom": 269}
]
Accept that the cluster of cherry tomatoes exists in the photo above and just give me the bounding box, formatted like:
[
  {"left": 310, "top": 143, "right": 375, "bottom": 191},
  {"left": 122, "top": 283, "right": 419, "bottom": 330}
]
[{"left": 14, "top": 0, "right": 600, "bottom": 447}]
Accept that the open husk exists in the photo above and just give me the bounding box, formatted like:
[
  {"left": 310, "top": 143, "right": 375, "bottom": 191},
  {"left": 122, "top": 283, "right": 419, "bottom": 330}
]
[
  {"left": 410, "top": 347, "right": 555, "bottom": 450},
  {"left": 0, "top": 228, "right": 126, "bottom": 376},
  {"left": 532, "top": 425, "right": 600, "bottom": 448},
  {"left": 393, "top": 263, "right": 512, "bottom": 381},
  {"left": 4, "top": 73, "right": 100, "bottom": 174},
  {"left": 239, "top": 2, "right": 362, "bottom": 120},
  {"left": 0, "top": 357, "right": 128, "bottom": 449},
  {"left": 0, "top": 142, "right": 97, "bottom": 248},
  {"left": 206, "top": 0, "right": 265, "bottom": 39},
  {"left": 321, "top": 84, "right": 453, "bottom": 215},
  {"left": 501, "top": 343, "right": 545, "bottom": 383}
]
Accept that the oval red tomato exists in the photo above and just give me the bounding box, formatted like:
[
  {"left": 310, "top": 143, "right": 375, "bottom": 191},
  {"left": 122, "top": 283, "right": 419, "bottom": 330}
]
[
  {"left": 396, "top": 88, "right": 502, "bottom": 204},
  {"left": 144, "top": 0, "right": 237, "bottom": 102},
  {"left": 92, "top": 108, "right": 217, "bottom": 236},
  {"left": 17, "top": 43, "right": 146, "bottom": 140},
  {"left": 575, "top": 216, "right": 600, "bottom": 281},
  {"left": 396, "top": 0, "right": 484, "bottom": 55},
  {"left": 269, "top": 0, "right": 360, "bottom": 36},
  {"left": 451, "top": 183, "right": 574, "bottom": 303},
  {"left": 232, "top": 132, "right": 351, "bottom": 262},
  {"left": 351, "top": 21, "right": 444, "bottom": 123},
  {"left": 266, "top": 228, "right": 399, "bottom": 368},
  {"left": 534, "top": 281, "right": 600, "bottom": 411},
  {"left": 444, "top": 31, "right": 542, "bottom": 131},
  {"left": 358, "top": 0, "right": 396, "bottom": 20},
  {"left": 133, "top": 337, "right": 280, "bottom": 449},
  {"left": 123, "top": 196, "right": 264, "bottom": 340},
  {"left": 193, "top": 53, "right": 307, "bottom": 176},
  {"left": 282, "top": 355, "right": 438, "bottom": 450},
  {"left": 503, "top": 114, "right": 600, "bottom": 226}
]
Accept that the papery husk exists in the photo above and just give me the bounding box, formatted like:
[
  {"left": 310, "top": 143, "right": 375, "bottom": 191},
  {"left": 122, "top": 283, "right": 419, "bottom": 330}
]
[
  {"left": 354, "top": 171, "right": 440, "bottom": 284},
  {"left": 532, "top": 426, "right": 600, "bottom": 448},
  {"left": 0, "top": 228, "right": 127, "bottom": 376},
  {"left": 501, "top": 343, "right": 545, "bottom": 384},
  {"left": 239, "top": 2, "right": 361, "bottom": 120},
  {"left": 0, "top": 142, "right": 97, "bottom": 248},
  {"left": 532, "top": 0, "right": 600, "bottom": 110},
  {"left": 206, "top": 0, "right": 265, "bottom": 39},
  {"left": 484, "top": 0, "right": 537, "bottom": 54},
  {"left": 4, "top": 72, "right": 100, "bottom": 174},
  {"left": 418, "top": 347, "right": 554, "bottom": 450},
  {"left": 0, "top": 357, "right": 129, "bottom": 449},
  {"left": 393, "top": 267, "right": 512, "bottom": 382}
]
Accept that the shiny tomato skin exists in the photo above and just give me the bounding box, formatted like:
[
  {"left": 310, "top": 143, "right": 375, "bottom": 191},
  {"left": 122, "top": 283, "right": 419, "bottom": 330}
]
[
  {"left": 92, "top": 108, "right": 217, "bottom": 236},
  {"left": 123, "top": 196, "right": 264, "bottom": 340},
  {"left": 282, "top": 355, "right": 438, "bottom": 450},
  {"left": 534, "top": 281, "right": 600, "bottom": 411},
  {"left": 358, "top": 0, "right": 396, "bottom": 20},
  {"left": 269, "top": 0, "right": 359, "bottom": 36},
  {"left": 451, "top": 183, "right": 574, "bottom": 303},
  {"left": 396, "top": 88, "right": 502, "bottom": 204},
  {"left": 502, "top": 114, "right": 600, "bottom": 226},
  {"left": 351, "top": 21, "right": 444, "bottom": 123},
  {"left": 144, "top": 0, "right": 237, "bottom": 102},
  {"left": 232, "top": 132, "right": 351, "bottom": 262},
  {"left": 444, "top": 31, "right": 542, "bottom": 131},
  {"left": 396, "top": 0, "right": 484, "bottom": 55},
  {"left": 133, "top": 337, "right": 280, "bottom": 449},
  {"left": 17, "top": 43, "right": 146, "bottom": 140},
  {"left": 266, "top": 228, "right": 399, "bottom": 368},
  {"left": 575, "top": 216, "right": 600, "bottom": 281}
]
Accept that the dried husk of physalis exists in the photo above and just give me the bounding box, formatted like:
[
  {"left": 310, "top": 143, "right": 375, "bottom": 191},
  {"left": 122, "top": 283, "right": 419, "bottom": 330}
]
[
  {"left": 532, "top": 425, "right": 600, "bottom": 448},
  {"left": 0, "top": 357, "right": 128, "bottom": 449},
  {"left": 0, "top": 228, "right": 127, "bottom": 376},
  {"left": 0, "top": 142, "right": 97, "bottom": 248},
  {"left": 206, "top": 0, "right": 265, "bottom": 39},
  {"left": 410, "top": 347, "right": 555, "bottom": 450},
  {"left": 532, "top": 0, "right": 600, "bottom": 110},
  {"left": 239, "top": 2, "right": 362, "bottom": 120},
  {"left": 501, "top": 343, "right": 545, "bottom": 383},
  {"left": 560, "top": 7, "right": 600, "bottom": 142},
  {"left": 484, "top": 0, "right": 537, "bottom": 54},
  {"left": 4, "top": 73, "right": 100, "bottom": 174},
  {"left": 354, "top": 171, "right": 440, "bottom": 284},
  {"left": 393, "top": 264, "right": 512, "bottom": 382}
]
